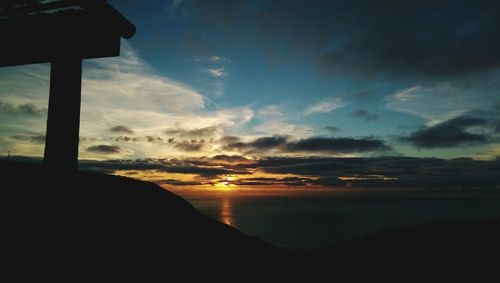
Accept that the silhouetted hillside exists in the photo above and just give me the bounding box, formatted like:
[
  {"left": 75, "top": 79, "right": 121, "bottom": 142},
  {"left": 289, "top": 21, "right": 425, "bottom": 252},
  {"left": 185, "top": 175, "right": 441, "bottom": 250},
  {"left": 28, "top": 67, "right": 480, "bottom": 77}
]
[
  {"left": 3, "top": 160, "right": 499, "bottom": 281},
  {"left": 306, "top": 216, "right": 500, "bottom": 282},
  {"left": 2, "top": 160, "right": 284, "bottom": 279}
]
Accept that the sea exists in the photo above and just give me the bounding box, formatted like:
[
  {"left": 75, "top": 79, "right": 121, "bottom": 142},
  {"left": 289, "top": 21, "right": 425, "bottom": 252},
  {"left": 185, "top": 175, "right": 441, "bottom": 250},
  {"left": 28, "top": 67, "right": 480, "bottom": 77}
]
[{"left": 172, "top": 189, "right": 500, "bottom": 249}]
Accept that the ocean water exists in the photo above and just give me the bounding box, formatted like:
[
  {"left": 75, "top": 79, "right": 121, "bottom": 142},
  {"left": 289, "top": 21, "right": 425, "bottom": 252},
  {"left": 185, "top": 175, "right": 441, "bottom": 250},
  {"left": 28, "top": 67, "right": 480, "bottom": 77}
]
[{"left": 176, "top": 189, "right": 500, "bottom": 249}]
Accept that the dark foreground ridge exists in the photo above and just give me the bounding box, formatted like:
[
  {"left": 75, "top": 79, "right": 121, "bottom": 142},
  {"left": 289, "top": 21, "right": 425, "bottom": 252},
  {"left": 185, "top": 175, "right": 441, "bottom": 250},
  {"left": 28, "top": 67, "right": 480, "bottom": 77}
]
[{"left": 3, "top": 160, "right": 500, "bottom": 281}]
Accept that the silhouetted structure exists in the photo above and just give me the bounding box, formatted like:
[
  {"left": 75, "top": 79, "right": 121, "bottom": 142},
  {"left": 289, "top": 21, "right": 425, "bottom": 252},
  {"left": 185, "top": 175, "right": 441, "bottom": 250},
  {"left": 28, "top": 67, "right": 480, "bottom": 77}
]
[{"left": 0, "top": 0, "right": 135, "bottom": 170}]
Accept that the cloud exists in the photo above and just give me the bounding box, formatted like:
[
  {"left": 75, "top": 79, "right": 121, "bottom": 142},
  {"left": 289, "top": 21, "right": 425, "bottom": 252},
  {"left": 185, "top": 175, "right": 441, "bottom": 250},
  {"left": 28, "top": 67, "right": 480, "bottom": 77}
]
[
  {"left": 224, "top": 136, "right": 288, "bottom": 152},
  {"left": 156, "top": 165, "right": 235, "bottom": 176},
  {"left": 324, "top": 126, "right": 340, "bottom": 133},
  {"left": 257, "top": 156, "right": 500, "bottom": 189},
  {"left": 182, "top": 0, "right": 244, "bottom": 37},
  {"left": 174, "top": 140, "right": 205, "bottom": 152},
  {"left": 207, "top": 55, "right": 231, "bottom": 63},
  {"left": 164, "top": 126, "right": 220, "bottom": 138},
  {"left": 10, "top": 134, "right": 46, "bottom": 143},
  {"left": 82, "top": 42, "right": 206, "bottom": 116},
  {"left": 78, "top": 159, "right": 166, "bottom": 171},
  {"left": 78, "top": 158, "right": 250, "bottom": 177},
  {"left": 402, "top": 115, "right": 489, "bottom": 148},
  {"left": 114, "top": 136, "right": 139, "bottom": 143},
  {"left": 309, "top": 1, "right": 500, "bottom": 77},
  {"left": 158, "top": 179, "right": 204, "bottom": 186},
  {"left": 145, "top": 136, "right": 164, "bottom": 144},
  {"left": 219, "top": 135, "right": 241, "bottom": 144},
  {"left": 0, "top": 40, "right": 258, "bottom": 159},
  {"left": 75, "top": 155, "right": 499, "bottom": 189},
  {"left": 285, "top": 137, "right": 391, "bottom": 153},
  {"left": 234, "top": 176, "right": 311, "bottom": 187},
  {"left": 204, "top": 67, "right": 226, "bottom": 77},
  {"left": 209, "top": 154, "right": 253, "bottom": 165},
  {"left": 222, "top": 135, "right": 390, "bottom": 154},
  {"left": 110, "top": 125, "right": 135, "bottom": 134},
  {"left": 86, "top": 145, "right": 122, "bottom": 154},
  {"left": 181, "top": 0, "right": 500, "bottom": 77},
  {"left": 385, "top": 81, "right": 500, "bottom": 123},
  {"left": 350, "top": 109, "right": 379, "bottom": 122},
  {"left": 253, "top": 120, "right": 313, "bottom": 138},
  {"left": 304, "top": 97, "right": 346, "bottom": 115},
  {"left": 249, "top": 136, "right": 288, "bottom": 149},
  {"left": 257, "top": 105, "right": 283, "bottom": 117},
  {"left": 0, "top": 101, "right": 46, "bottom": 117}
]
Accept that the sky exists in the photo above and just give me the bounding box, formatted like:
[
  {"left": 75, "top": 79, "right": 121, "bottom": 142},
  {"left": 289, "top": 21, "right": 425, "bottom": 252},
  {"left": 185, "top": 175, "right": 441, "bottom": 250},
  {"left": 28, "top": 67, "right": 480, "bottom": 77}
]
[{"left": 1, "top": 0, "right": 499, "bottom": 192}]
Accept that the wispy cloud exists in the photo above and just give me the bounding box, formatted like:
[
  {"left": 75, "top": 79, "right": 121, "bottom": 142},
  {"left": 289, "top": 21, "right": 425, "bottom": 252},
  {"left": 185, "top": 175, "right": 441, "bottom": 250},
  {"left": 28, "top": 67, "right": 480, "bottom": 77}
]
[
  {"left": 208, "top": 55, "right": 230, "bottom": 63},
  {"left": 0, "top": 41, "right": 254, "bottom": 159},
  {"left": 385, "top": 78, "right": 500, "bottom": 124},
  {"left": 257, "top": 105, "right": 283, "bottom": 117},
  {"left": 0, "top": 101, "right": 46, "bottom": 117},
  {"left": 304, "top": 97, "right": 347, "bottom": 115},
  {"left": 204, "top": 67, "right": 226, "bottom": 77},
  {"left": 164, "top": 126, "right": 221, "bottom": 138}
]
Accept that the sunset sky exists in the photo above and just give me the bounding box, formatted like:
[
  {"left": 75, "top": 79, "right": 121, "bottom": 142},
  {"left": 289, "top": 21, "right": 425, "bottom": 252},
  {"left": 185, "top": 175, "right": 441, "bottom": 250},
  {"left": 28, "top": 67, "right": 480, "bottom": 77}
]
[{"left": 1, "top": 0, "right": 499, "bottom": 192}]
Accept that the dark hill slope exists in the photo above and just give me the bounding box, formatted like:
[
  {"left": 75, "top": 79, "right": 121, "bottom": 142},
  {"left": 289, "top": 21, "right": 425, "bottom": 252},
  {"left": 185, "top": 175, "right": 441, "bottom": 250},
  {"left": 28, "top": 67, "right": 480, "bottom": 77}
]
[
  {"left": 308, "top": 215, "right": 500, "bottom": 282},
  {"left": 3, "top": 160, "right": 500, "bottom": 281},
  {"left": 2, "top": 161, "right": 284, "bottom": 277}
]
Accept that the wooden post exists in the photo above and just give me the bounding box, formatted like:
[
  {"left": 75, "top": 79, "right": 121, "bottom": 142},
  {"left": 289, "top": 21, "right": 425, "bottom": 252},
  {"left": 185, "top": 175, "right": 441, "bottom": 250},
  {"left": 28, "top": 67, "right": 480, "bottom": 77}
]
[{"left": 43, "top": 57, "right": 83, "bottom": 170}]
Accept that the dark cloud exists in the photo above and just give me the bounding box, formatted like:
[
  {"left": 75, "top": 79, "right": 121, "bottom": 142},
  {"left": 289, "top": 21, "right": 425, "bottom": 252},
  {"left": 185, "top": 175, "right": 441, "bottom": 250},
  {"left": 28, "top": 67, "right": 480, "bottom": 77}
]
[
  {"left": 349, "top": 109, "right": 379, "bottom": 122},
  {"left": 10, "top": 134, "right": 45, "bottom": 143},
  {"left": 156, "top": 165, "right": 237, "bottom": 177},
  {"left": 86, "top": 145, "right": 122, "bottom": 154},
  {"left": 164, "top": 126, "right": 219, "bottom": 138},
  {"left": 219, "top": 136, "right": 241, "bottom": 144},
  {"left": 78, "top": 158, "right": 251, "bottom": 177},
  {"left": 174, "top": 140, "right": 204, "bottom": 152},
  {"left": 222, "top": 135, "right": 390, "bottom": 154},
  {"left": 0, "top": 101, "right": 45, "bottom": 117},
  {"left": 210, "top": 154, "right": 252, "bottom": 165},
  {"left": 223, "top": 136, "right": 288, "bottom": 152},
  {"left": 79, "top": 159, "right": 169, "bottom": 172},
  {"left": 257, "top": 156, "right": 500, "bottom": 189},
  {"left": 250, "top": 136, "right": 288, "bottom": 149},
  {"left": 113, "top": 135, "right": 163, "bottom": 143},
  {"left": 180, "top": 0, "right": 500, "bottom": 77},
  {"left": 285, "top": 137, "right": 390, "bottom": 153},
  {"left": 110, "top": 125, "right": 134, "bottom": 135},
  {"left": 145, "top": 135, "right": 164, "bottom": 144},
  {"left": 324, "top": 126, "right": 340, "bottom": 133},
  {"left": 158, "top": 179, "right": 204, "bottom": 186},
  {"left": 77, "top": 156, "right": 500, "bottom": 189},
  {"left": 115, "top": 136, "right": 138, "bottom": 142},
  {"left": 235, "top": 176, "right": 311, "bottom": 187},
  {"left": 182, "top": 0, "right": 244, "bottom": 37},
  {"left": 261, "top": 158, "right": 364, "bottom": 176},
  {"left": 402, "top": 115, "right": 488, "bottom": 148},
  {"left": 310, "top": 177, "right": 345, "bottom": 187},
  {"left": 494, "top": 121, "right": 500, "bottom": 133}
]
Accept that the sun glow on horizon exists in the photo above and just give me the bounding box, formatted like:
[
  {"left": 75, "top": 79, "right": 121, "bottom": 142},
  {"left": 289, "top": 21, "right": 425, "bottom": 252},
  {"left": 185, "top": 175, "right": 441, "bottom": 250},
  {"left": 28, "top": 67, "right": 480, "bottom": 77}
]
[{"left": 213, "top": 175, "right": 238, "bottom": 191}]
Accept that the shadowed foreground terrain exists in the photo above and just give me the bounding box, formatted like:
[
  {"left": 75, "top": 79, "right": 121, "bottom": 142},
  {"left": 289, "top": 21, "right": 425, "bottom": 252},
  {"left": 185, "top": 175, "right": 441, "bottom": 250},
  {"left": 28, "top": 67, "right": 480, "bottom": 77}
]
[{"left": 3, "top": 160, "right": 499, "bottom": 281}]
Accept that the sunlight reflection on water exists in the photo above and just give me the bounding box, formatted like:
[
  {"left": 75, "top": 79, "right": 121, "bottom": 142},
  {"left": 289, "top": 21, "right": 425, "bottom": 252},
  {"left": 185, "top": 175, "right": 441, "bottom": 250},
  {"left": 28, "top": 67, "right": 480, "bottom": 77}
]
[{"left": 219, "top": 198, "right": 233, "bottom": 226}]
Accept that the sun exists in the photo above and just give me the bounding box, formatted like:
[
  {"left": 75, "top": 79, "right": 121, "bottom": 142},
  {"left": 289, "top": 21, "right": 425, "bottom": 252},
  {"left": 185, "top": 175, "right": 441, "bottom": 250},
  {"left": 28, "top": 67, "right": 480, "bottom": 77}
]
[{"left": 214, "top": 176, "right": 238, "bottom": 191}]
